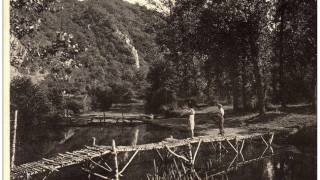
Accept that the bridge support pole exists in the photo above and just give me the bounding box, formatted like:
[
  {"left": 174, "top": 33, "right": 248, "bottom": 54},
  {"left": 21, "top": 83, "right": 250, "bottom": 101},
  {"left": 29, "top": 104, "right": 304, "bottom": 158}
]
[
  {"left": 166, "top": 146, "right": 189, "bottom": 162},
  {"left": 192, "top": 140, "right": 202, "bottom": 165},
  {"left": 227, "top": 153, "right": 238, "bottom": 169},
  {"left": 240, "top": 139, "right": 245, "bottom": 153},
  {"left": 210, "top": 142, "right": 216, "bottom": 151},
  {"left": 219, "top": 142, "right": 222, "bottom": 162},
  {"left": 226, "top": 139, "right": 238, "bottom": 154},
  {"left": 11, "top": 110, "right": 18, "bottom": 169},
  {"left": 119, "top": 149, "right": 139, "bottom": 175},
  {"left": 26, "top": 172, "right": 30, "bottom": 180},
  {"left": 112, "top": 139, "right": 120, "bottom": 180},
  {"left": 268, "top": 133, "right": 274, "bottom": 154},
  {"left": 155, "top": 149, "right": 164, "bottom": 161},
  {"left": 261, "top": 133, "right": 274, "bottom": 147},
  {"left": 268, "top": 133, "right": 274, "bottom": 146},
  {"left": 187, "top": 143, "right": 194, "bottom": 168},
  {"left": 239, "top": 139, "right": 245, "bottom": 161},
  {"left": 221, "top": 142, "right": 228, "bottom": 153},
  {"left": 261, "top": 135, "right": 268, "bottom": 147}
]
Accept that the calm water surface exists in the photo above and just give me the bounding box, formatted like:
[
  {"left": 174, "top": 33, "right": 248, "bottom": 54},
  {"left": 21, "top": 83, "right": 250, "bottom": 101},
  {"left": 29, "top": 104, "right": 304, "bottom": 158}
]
[{"left": 15, "top": 123, "right": 316, "bottom": 180}]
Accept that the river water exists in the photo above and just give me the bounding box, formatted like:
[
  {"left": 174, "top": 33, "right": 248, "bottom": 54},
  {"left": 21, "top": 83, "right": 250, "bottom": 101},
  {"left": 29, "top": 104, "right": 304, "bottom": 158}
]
[{"left": 15, "top": 123, "right": 316, "bottom": 180}]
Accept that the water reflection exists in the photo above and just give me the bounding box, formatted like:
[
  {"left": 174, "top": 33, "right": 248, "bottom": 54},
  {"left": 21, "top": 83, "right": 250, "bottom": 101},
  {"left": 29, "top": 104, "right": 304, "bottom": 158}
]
[
  {"left": 59, "top": 129, "right": 75, "bottom": 144},
  {"left": 124, "top": 128, "right": 139, "bottom": 161},
  {"left": 15, "top": 124, "right": 187, "bottom": 165},
  {"left": 262, "top": 159, "right": 275, "bottom": 180},
  {"left": 145, "top": 143, "right": 315, "bottom": 180},
  {"left": 15, "top": 124, "right": 316, "bottom": 180}
]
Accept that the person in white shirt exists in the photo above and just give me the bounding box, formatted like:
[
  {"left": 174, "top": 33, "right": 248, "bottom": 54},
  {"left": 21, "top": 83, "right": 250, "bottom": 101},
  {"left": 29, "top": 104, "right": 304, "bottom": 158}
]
[
  {"left": 217, "top": 103, "right": 225, "bottom": 135},
  {"left": 184, "top": 102, "right": 195, "bottom": 138}
]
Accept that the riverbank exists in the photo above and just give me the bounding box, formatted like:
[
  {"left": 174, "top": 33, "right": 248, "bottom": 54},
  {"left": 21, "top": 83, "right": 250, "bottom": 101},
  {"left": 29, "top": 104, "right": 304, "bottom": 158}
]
[
  {"left": 144, "top": 104, "right": 316, "bottom": 142},
  {"left": 55, "top": 103, "right": 316, "bottom": 146}
]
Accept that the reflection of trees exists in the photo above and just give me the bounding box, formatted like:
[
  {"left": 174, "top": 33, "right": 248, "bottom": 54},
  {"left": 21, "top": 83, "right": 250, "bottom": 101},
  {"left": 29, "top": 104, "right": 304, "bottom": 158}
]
[{"left": 15, "top": 126, "right": 69, "bottom": 165}]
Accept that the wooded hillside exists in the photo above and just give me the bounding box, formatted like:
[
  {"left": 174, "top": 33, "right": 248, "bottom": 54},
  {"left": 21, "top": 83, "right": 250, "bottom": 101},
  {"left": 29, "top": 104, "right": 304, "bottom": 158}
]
[{"left": 10, "top": 0, "right": 162, "bottom": 121}]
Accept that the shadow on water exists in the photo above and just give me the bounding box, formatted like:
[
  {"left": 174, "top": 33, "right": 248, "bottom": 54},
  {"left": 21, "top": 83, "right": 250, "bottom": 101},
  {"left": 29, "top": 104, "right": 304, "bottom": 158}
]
[{"left": 15, "top": 123, "right": 316, "bottom": 180}]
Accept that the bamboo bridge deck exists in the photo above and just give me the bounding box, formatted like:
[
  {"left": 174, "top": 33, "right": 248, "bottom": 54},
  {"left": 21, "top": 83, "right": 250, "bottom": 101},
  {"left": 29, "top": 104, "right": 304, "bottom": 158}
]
[{"left": 11, "top": 132, "right": 274, "bottom": 180}]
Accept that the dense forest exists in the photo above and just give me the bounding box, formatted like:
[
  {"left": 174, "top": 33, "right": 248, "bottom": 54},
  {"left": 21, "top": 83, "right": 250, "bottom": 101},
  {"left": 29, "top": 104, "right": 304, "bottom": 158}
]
[
  {"left": 146, "top": 0, "right": 316, "bottom": 114},
  {"left": 10, "top": 0, "right": 316, "bottom": 125}
]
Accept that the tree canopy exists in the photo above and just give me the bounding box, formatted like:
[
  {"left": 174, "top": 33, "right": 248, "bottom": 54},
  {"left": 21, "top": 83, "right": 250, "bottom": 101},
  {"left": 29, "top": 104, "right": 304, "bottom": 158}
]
[{"left": 147, "top": 0, "right": 316, "bottom": 114}]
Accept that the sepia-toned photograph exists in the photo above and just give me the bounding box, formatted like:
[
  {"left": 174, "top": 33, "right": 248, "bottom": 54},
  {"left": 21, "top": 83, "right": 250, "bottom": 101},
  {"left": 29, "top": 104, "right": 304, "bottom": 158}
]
[{"left": 8, "top": 0, "right": 316, "bottom": 179}]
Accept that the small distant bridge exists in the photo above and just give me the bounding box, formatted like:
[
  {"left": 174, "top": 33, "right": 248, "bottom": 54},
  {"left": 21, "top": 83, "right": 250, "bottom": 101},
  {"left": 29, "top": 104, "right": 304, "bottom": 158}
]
[
  {"left": 58, "top": 114, "right": 153, "bottom": 126},
  {"left": 11, "top": 132, "right": 274, "bottom": 180}
]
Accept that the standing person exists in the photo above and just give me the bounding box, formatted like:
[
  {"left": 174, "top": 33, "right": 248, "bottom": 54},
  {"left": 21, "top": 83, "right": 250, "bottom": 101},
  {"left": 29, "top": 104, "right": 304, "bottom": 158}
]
[
  {"left": 184, "top": 101, "right": 195, "bottom": 138},
  {"left": 217, "top": 103, "right": 225, "bottom": 136}
]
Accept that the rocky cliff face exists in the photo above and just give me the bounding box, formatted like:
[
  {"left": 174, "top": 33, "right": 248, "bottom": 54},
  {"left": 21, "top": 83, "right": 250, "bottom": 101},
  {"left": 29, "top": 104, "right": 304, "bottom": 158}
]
[
  {"left": 115, "top": 29, "right": 140, "bottom": 69},
  {"left": 10, "top": 35, "right": 25, "bottom": 78},
  {"left": 10, "top": 35, "right": 49, "bottom": 83},
  {"left": 123, "top": 0, "right": 169, "bottom": 13}
]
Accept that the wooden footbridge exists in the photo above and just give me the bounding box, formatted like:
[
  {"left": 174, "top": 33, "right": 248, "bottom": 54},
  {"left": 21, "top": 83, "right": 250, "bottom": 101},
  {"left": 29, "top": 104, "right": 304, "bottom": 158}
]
[
  {"left": 57, "top": 114, "right": 153, "bottom": 126},
  {"left": 11, "top": 132, "right": 274, "bottom": 180}
]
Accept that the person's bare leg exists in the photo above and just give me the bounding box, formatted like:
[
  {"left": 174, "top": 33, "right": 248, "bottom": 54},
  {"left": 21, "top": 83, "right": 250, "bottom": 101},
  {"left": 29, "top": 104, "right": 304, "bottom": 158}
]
[
  {"left": 218, "top": 116, "right": 224, "bottom": 136},
  {"left": 221, "top": 117, "right": 225, "bottom": 136}
]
